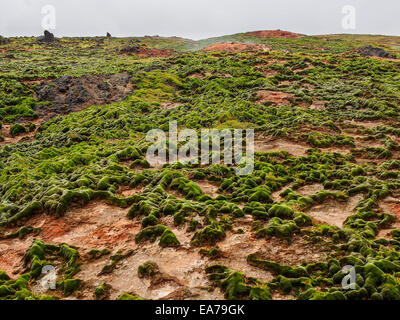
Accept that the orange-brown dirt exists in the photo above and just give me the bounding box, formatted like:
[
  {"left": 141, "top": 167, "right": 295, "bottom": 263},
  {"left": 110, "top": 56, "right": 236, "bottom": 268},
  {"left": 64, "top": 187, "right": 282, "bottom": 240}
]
[
  {"left": 246, "top": 30, "right": 304, "bottom": 39},
  {"left": 255, "top": 90, "right": 293, "bottom": 105},
  {"left": 195, "top": 180, "right": 221, "bottom": 198},
  {"left": 203, "top": 42, "right": 270, "bottom": 53},
  {"left": 0, "top": 199, "right": 332, "bottom": 300},
  {"left": 377, "top": 198, "right": 400, "bottom": 239},
  {"left": 305, "top": 194, "right": 364, "bottom": 227},
  {"left": 254, "top": 138, "right": 310, "bottom": 157},
  {"left": 309, "top": 100, "right": 326, "bottom": 110},
  {"left": 0, "top": 118, "right": 43, "bottom": 146},
  {"left": 160, "top": 102, "right": 183, "bottom": 110},
  {"left": 271, "top": 183, "right": 324, "bottom": 202}
]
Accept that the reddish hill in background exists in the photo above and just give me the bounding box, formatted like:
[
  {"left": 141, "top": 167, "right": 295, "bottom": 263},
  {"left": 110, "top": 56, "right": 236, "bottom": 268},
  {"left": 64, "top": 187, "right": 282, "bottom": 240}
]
[
  {"left": 202, "top": 42, "right": 270, "bottom": 52},
  {"left": 246, "top": 29, "right": 304, "bottom": 39}
]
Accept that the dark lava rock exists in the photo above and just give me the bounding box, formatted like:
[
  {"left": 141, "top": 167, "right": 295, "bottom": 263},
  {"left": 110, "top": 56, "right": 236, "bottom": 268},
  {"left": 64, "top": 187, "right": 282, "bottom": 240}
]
[
  {"left": 36, "top": 30, "right": 56, "bottom": 44},
  {"left": 0, "top": 36, "right": 9, "bottom": 45},
  {"left": 357, "top": 45, "right": 396, "bottom": 59},
  {"left": 106, "top": 32, "right": 112, "bottom": 38},
  {"left": 119, "top": 45, "right": 140, "bottom": 54},
  {"left": 34, "top": 73, "right": 132, "bottom": 118}
]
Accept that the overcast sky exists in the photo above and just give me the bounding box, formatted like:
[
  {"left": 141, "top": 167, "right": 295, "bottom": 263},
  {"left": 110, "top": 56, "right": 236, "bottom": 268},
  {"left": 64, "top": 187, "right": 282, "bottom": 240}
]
[{"left": 0, "top": 0, "right": 399, "bottom": 40}]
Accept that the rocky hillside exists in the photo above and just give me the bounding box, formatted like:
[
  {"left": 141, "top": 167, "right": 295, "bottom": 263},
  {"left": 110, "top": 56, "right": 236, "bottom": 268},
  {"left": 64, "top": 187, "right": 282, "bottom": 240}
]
[{"left": 1, "top": 30, "right": 400, "bottom": 300}]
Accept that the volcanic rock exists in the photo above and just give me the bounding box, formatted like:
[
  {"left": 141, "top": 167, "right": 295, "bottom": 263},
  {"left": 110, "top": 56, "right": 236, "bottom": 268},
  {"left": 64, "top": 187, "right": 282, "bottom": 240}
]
[
  {"left": 36, "top": 30, "right": 55, "bottom": 43},
  {"left": 357, "top": 45, "right": 395, "bottom": 59}
]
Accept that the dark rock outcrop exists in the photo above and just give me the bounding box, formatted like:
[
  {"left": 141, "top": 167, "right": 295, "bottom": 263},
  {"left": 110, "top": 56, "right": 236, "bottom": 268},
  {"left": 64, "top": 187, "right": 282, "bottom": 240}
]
[
  {"left": 34, "top": 73, "right": 133, "bottom": 118},
  {"left": 119, "top": 45, "right": 140, "bottom": 54},
  {"left": 0, "top": 36, "right": 9, "bottom": 45},
  {"left": 106, "top": 32, "right": 112, "bottom": 38},
  {"left": 357, "top": 45, "right": 396, "bottom": 59},
  {"left": 36, "top": 30, "right": 56, "bottom": 43}
]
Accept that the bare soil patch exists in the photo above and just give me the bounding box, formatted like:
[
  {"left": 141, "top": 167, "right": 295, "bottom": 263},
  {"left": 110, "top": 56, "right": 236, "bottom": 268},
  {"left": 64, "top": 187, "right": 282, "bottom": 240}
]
[
  {"left": 250, "top": 235, "right": 331, "bottom": 267},
  {"left": 343, "top": 120, "right": 388, "bottom": 129},
  {"left": 255, "top": 90, "right": 293, "bottom": 105},
  {"left": 296, "top": 184, "right": 324, "bottom": 196},
  {"left": 0, "top": 236, "right": 33, "bottom": 278},
  {"left": 272, "top": 183, "right": 323, "bottom": 202},
  {"left": 305, "top": 194, "right": 364, "bottom": 227},
  {"left": 0, "top": 118, "right": 43, "bottom": 146},
  {"left": 309, "top": 101, "right": 326, "bottom": 110},
  {"left": 160, "top": 102, "right": 182, "bottom": 110},
  {"left": 254, "top": 139, "right": 309, "bottom": 157},
  {"left": 377, "top": 197, "right": 400, "bottom": 239},
  {"left": 196, "top": 180, "right": 220, "bottom": 198},
  {"left": 27, "top": 201, "right": 138, "bottom": 250}
]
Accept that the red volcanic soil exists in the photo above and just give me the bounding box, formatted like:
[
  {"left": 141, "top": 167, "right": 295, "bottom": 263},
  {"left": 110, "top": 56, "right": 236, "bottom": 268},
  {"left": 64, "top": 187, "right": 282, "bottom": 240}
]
[
  {"left": 203, "top": 42, "right": 270, "bottom": 53},
  {"left": 246, "top": 30, "right": 304, "bottom": 39}
]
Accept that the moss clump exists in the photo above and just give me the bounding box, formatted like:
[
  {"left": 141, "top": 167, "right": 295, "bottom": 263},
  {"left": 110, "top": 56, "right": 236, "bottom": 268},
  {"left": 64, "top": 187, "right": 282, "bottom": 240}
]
[
  {"left": 10, "top": 123, "right": 27, "bottom": 137},
  {"left": 118, "top": 292, "right": 145, "bottom": 300},
  {"left": 0, "top": 285, "right": 13, "bottom": 297},
  {"left": 0, "top": 271, "right": 10, "bottom": 281},
  {"left": 51, "top": 244, "right": 81, "bottom": 279},
  {"left": 256, "top": 217, "right": 299, "bottom": 239},
  {"left": 135, "top": 224, "right": 167, "bottom": 243},
  {"left": 268, "top": 204, "right": 295, "bottom": 219},
  {"left": 138, "top": 261, "right": 159, "bottom": 278},
  {"left": 200, "top": 247, "right": 222, "bottom": 259},
  {"left": 4, "top": 226, "right": 40, "bottom": 239},
  {"left": 247, "top": 254, "right": 308, "bottom": 278},
  {"left": 298, "top": 288, "right": 346, "bottom": 300},
  {"left": 94, "top": 283, "right": 111, "bottom": 300},
  {"left": 206, "top": 265, "right": 271, "bottom": 300},
  {"left": 7, "top": 201, "right": 42, "bottom": 224},
  {"left": 141, "top": 214, "right": 158, "bottom": 227},
  {"left": 62, "top": 279, "right": 81, "bottom": 296},
  {"left": 159, "top": 229, "right": 180, "bottom": 247},
  {"left": 191, "top": 223, "right": 226, "bottom": 246},
  {"left": 87, "top": 248, "right": 111, "bottom": 260}
]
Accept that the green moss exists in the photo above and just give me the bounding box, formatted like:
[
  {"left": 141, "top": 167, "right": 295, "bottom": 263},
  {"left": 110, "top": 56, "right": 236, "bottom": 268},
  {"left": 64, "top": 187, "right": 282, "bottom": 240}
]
[
  {"left": 87, "top": 248, "right": 111, "bottom": 260},
  {"left": 138, "top": 261, "right": 159, "bottom": 278},
  {"left": 206, "top": 265, "right": 271, "bottom": 300},
  {"left": 118, "top": 292, "right": 145, "bottom": 300},
  {"left": 10, "top": 123, "right": 27, "bottom": 137},
  {"left": 135, "top": 224, "right": 167, "bottom": 243},
  {"left": 94, "top": 283, "right": 111, "bottom": 300},
  {"left": 247, "top": 254, "right": 308, "bottom": 278},
  {"left": 159, "top": 229, "right": 180, "bottom": 247},
  {"left": 0, "top": 270, "right": 10, "bottom": 281},
  {"left": 141, "top": 214, "right": 158, "bottom": 227},
  {"left": 298, "top": 288, "right": 346, "bottom": 300},
  {"left": 256, "top": 217, "right": 299, "bottom": 239},
  {"left": 191, "top": 223, "right": 226, "bottom": 246},
  {"left": 2, "top": 34, "right": 400, "bottom": 301},
  {"left": 62, "top": 279, "right": 81, "bottom": 296},
  {"left": 200, "top": 247, "right": 222, "bottom": 259},
  {"left": 268, "top": 204, "right": 295, "bottom": 219}
]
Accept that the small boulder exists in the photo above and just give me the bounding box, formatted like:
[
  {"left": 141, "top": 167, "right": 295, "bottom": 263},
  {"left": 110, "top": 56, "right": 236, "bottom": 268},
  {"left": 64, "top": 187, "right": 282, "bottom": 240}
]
[
  {"left": 0, "top": 36, "right": 9, "bottom": 45},
  {"left": 106, "top": 32, "right": 111, "bottom": 38},
  {"left": 36, "top": 30, "right": 55, "bottom": 43}
]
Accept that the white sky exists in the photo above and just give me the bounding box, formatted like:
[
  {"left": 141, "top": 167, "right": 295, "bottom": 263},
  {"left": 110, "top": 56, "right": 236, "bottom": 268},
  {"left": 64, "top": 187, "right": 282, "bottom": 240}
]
[{"left": 0, "top": 0, "right": 399, "bottom": 40}]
